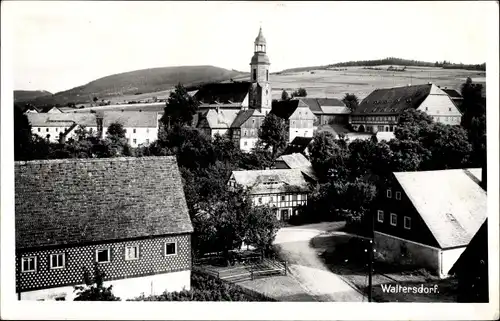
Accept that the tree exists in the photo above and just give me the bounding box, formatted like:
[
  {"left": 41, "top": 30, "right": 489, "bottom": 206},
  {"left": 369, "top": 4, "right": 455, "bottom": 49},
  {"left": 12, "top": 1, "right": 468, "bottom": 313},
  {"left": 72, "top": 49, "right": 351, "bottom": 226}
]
[
  {"left": 104, "top": 122, "right": 132, "bottom": 157},
  {"left": 309, "top": 131, "right": 349, "bottom": 182},
  {"left": 342, "top": 93, "right": 359, "bottom": 111},
  {"left": 14, "top": 106, "right": 34, "bottom": 161},
  {"left": 161, "top": 83, "right": 200, "bottom": 128},
  {"left": 74, "top": 267, "right": 120, "bottom": 301},
  {"left": 335, "top": 179, "right": 377, "bottom": 231},
  {"left": 245, "top": 205, "right": 281, "bottom": 257},
  {"left": 93, "top": 96, "right": 98, "bottom": 103},
  {"left": 257, "top": 113, "right": 288, "bottom": 158},
  {"left": 281, "top": 90, "right": 290, "bottom": 101},
  {"left": 291, "top": 87, "right": 307, "bottom": 98}
]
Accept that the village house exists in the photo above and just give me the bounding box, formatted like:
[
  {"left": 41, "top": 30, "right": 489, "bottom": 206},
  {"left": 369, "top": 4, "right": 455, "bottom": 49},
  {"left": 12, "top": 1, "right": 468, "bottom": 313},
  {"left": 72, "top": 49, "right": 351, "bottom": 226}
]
[
  {"left": 192, "top": 27, "right": 272, "bottom": 152},
  {"left": 271, "top": 99, "right": 317, "bottom": 142},
  {"left": 27, "top": 113, "right": 98, "bottom": 143},
  {"left": 441, "top": 87, "right": 464, "bottom": 112},
  {"left": 297, "top": 98, "right": 350, "bottom": 132},
  {"left": 15, "top": 156, "right": 193, "bottom": 301},
  {"left": 228, "top": 169, "right": 311, "bottom": 221},
  {"left": 101, "top": 111, "right": 159, "bottom": 147},
  {"left": 373, "top": 168, "right": 486, "bottom": 279},
  {"left": 274, "top": 152, "right": 317, "bottom": 182},
  {"left": 350, "top": 83, "right": 462, "bottom": 133}
]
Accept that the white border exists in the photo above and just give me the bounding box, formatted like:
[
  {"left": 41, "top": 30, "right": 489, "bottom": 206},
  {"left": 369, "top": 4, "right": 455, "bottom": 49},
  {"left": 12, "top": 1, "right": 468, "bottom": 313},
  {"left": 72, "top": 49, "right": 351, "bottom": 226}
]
[{"left": 1, "top": 1, "right": 499, "bottom": 320}]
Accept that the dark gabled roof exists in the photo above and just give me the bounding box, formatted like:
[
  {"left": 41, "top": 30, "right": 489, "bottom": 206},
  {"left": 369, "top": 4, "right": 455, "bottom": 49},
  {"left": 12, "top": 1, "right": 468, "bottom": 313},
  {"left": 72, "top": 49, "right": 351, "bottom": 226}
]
[
  {"left": 298, "top": 98, "right": 346, "bottom": 114},
  {"left": 15, "top": 157, "right": 193, "bottom": 250},
  {"left": 271, "top": 100, "right": 309, "bottom": 119},
  {"left": 352, "top": 84, "right": 433, "bottom": 115},
  {"left": 194, "top": 81, "right": 251, "bottom": 104},
  {"left": 282, "top": 136, "right": 313, "bottom": 155},
  {"left": 442, "top": 88, "right": 463, "bottom": 99},
  {"left": 231, "top": 109, "right": 256, "bottom": 128}
]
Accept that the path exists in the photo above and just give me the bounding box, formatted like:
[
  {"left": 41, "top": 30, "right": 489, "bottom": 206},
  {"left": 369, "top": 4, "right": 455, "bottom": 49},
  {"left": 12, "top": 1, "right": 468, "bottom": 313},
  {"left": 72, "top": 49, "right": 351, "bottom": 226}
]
[{"left": 273, "top": 222, "right": 367, "bottom": 302}]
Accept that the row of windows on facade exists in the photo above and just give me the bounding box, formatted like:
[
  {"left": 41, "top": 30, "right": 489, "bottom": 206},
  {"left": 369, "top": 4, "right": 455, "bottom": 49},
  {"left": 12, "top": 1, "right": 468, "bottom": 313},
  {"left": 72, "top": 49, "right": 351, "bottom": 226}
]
[
  {"left": 20, "top": 242, "right": 177, "bottom": 273},
  {"left": 424, "top": 107, "right": 454, "bottom": 113},
  {"left": 255, "top": 193, "right": 307, "bottom": 203},
  {"left": 377, "top": 210, "right": 412, "bottom": 229},
  {"left": 352, "top": 116, "right": 398, "bottom": 122},
  {"left": 36, "top": 128, "right": 151, "bottom": 134}
]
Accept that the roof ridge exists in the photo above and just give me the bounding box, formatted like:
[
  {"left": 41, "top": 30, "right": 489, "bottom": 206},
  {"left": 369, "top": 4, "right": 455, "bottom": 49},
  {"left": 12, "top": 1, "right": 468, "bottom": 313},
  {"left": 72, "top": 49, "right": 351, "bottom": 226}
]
[{"left": 15, "top": 156, "right": 176, "bottom": 166}]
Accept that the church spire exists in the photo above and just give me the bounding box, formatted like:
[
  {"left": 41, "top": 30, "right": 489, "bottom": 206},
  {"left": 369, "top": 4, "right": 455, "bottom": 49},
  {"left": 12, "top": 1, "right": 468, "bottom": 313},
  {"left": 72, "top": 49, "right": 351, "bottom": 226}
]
[{"left": 254, "top": 27, "right": 266, "bottom": 53}]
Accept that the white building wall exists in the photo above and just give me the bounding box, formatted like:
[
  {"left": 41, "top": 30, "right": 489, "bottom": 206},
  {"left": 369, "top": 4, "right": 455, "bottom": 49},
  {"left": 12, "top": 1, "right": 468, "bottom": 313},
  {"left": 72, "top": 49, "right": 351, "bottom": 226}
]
[
  {"left": 103, "top": 126, "right": 158, "bottom": 148},
  {"left": 211, "top": 128, "right": 229, "bottom": 137},
  {"left": 240, "top": 137, "right": 258, "bottom": 152},
  {"left": 440, "top": 247, "right": 466, "bottom": 278},
  {"left": 417, "top": 87, "right": 462, "bottom": 125},
  {"left": 20, "top": 270, "right": 191, "bottom": 301},
  {"left": 32, "top": 127, "right": 66, "bottom": 143},
  {"left": 289, "top": 128, "right": 313, "bottom": 143}
]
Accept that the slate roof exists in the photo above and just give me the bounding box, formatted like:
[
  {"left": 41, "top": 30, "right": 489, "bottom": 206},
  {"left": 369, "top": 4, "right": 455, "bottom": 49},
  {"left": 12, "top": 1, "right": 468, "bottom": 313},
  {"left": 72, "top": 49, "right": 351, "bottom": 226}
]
[
  {"left": 194, "top": 82, "right": 251, "bottom": 104},
  {"left": 352, "top": 84, "right": 434, "bottom": 116},
  {"left": 231, "top": 109, "right": 256, "bottom": 128},
  {"left": 27, "top": 113, "right": 97, "bottom": 128},
  {"left": 15, "top": 157, "right": 193, "bottom": 250},
  {"left": 231, "top": 169, "right": 311, "bottom": 195},
  {"left": 275, "top": 153, "right": 317, "bottom": 181},
  {"left": 394, "top": 168, "right": 487, "bottom": 249},
  {"left": 271, "top": 100, "right": 309, "bottom": 119},
  {"left": 442, "top": 88, "right": 463, "bottom": 99},
  {"left": 298, "top": 98, "right": 347, "bottom": 114},
  {"left": 283, "top": 136, "right": 313, "bottom": 154},
  {"left": 101, "top": 111, "right": 158, "bottom": 128}
]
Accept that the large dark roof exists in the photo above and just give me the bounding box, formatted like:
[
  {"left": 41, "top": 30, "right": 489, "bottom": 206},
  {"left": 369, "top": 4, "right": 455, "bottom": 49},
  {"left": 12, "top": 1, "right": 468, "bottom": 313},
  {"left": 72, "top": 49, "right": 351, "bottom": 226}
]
[
  {"left": 298, "top": 98, "right": 345, "bottom": 113},
  {"left": 231, "top": 109, "right": 256, "bottom": 128},
  {"left": 352, "top": 84, "right": 433, "bottom": 115},
  {"left": 282, "top": 136, "right": 313, "bottom": 155},
  {"left": 15, "top": 157, "right": 193, "bottom": 250},
  {"left": 194, "top": 82, "right": 251, "bottom": 104},
  {"left": 442, "top": 88, "right": 463, "bottom": 99},
  {"left": 271, "top": 100, "right": 308, "bottom": 119}
]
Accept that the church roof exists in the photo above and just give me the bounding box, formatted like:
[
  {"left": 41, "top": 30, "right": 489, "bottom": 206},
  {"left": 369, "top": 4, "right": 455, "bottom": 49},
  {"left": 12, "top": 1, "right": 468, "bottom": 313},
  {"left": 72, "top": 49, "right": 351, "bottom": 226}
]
[
  {"left": 255, "top": 27, "right": 266, "bottom": 44},
  {"left": 271, "top": 100, "right": 309, "bottom": 119},
  {"left": 194, "top": 82, "right": 251, "bottom": 104},
  {"left": 251, "top": 53, "right": 270, "bottom": 65}
]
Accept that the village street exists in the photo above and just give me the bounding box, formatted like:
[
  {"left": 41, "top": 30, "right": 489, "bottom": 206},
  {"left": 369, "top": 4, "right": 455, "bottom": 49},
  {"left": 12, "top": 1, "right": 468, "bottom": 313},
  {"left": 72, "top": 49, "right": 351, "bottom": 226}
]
[{"left": 273, "top": 222, "right": 367, "bottom": 302}]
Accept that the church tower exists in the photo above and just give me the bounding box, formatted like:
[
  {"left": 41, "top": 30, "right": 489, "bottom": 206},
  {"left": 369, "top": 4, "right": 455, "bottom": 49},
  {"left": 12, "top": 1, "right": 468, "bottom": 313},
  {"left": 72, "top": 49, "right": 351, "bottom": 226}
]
[{"left": 249, "top": 27, "right": 272, "bottom": 114}]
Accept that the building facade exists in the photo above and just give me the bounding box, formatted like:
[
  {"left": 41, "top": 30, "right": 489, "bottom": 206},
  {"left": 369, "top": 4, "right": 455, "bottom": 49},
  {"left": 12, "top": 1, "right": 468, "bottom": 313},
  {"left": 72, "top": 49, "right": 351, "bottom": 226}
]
[
  {"left": 350, "top": 83, "right": 462, "bottom": 133},
  {"left": 228, "top": 169, "right": 311, "bottom": 221},
  {"left": 373, "top": 168, "right": 486, "bottom": 278},
  {"left": 15, "top": 157, "right": 193, "bottom": 301},
  {"left": 101, "top": 111, "right": 159, "bottom": 147},
  {"left": 271, "top": 100, "right": 316, "bottom": 142},
  {"left": 27, "top": 113, "right": 98, "bottom": 143}
]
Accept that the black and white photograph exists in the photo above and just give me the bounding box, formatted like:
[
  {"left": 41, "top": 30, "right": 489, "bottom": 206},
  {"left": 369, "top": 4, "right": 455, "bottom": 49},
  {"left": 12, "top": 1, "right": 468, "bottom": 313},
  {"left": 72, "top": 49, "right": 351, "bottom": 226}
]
[{"left": 1, "top": 1, "right": 498, "bottom": 320}]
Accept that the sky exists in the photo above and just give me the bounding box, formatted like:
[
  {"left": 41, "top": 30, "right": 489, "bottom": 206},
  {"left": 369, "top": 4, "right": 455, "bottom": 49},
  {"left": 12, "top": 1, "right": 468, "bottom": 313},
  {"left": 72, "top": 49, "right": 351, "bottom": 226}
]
[{"left": 4, "top": 1, "right": 496, "bottom": 93}]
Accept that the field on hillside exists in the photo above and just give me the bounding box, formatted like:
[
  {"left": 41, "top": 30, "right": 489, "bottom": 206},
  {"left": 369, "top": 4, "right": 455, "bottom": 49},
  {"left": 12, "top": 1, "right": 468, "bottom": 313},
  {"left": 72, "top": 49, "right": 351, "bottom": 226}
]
[
  {"left": 73, "top": 66, "right": 486, "bottom": 105},
  {"left": 266, "top": 66, "right": 486, "bottom": 100}
]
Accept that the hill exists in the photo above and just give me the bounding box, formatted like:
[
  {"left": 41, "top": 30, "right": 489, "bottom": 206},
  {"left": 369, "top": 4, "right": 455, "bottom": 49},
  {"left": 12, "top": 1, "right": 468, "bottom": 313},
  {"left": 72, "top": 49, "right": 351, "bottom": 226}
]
[
  {"left": 21, "top": 65, "right": 248, "bottom": 107},
  {"left": 278, "top": 57, "right": 486, "bottom": 74},
  {"left": 14, "top": 90, "right": 52, "bottom": 102}
]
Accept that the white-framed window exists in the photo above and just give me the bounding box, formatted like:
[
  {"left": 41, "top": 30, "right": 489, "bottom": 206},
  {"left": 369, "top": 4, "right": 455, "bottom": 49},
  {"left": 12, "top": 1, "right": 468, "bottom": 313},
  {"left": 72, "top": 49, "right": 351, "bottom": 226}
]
[
  {"left": 390, "top": 213, "right": 397, "bottom": 226},
  {"left": 258, "top": 197, "right": 262, "bottom": 204},
  {"left": 165, "top": 242, "right": 177, "bottom": 256},
  {"left": 133, "top": 129, "right": 136, "bottom": 134},
  {"left": 146, "top": 139, "right": 150, "bottom": 144},
  {"left": 37, "top": 128, "right": 41, "bottom": 132},
  {"left": 281, "top": 195, "right": 286, "bottom": 201},
  {"left": 49, "top": 253, "right": 65, "bottom": 269},
  {"left": 395, "top": 191, "right": 401, "bottom": 200},
  {"left": 55, "top": 128, "right": 59, "bottom": 132},
  {"left": 404, "top": 216, "right": 411, "bottom": 229},
  {"left": 133, "top": 139, "right": 137, "bottom": 144},
  {"left": 96, "top": 248, "right": 110, "bottom": 263},
  {"left": 46, "top": 128, "right": 49, "bottom": 132},
  {"left": 125, "top": 245, "right": 139, "bottom": 261},
  {"left": 21, "top": 256, "right": 37, "bottom": 272},
  {"left": 146, "top": 128, "right": 150, "bottom": 133},
  {"left": 377, "top": 210, "right": 384, "bottom": 223},
  {"left": 386, "top": 189, "right": 392, "bottom": 198},
  {"left": 244, "top": 141, "right": 248, "bottom": 146}
]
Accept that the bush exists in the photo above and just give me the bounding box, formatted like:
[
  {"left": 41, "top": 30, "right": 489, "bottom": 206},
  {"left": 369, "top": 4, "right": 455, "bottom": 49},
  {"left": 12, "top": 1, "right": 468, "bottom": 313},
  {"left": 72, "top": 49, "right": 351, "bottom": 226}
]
[{"left": 129, "top": 271, "right": 274, "bottom": 301}]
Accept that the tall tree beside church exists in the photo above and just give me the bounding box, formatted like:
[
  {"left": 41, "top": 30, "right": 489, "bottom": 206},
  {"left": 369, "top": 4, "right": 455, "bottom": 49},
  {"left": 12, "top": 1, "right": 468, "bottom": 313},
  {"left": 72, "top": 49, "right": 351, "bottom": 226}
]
[
  {"left": 342, "top": 93, "right": 359, "bottom": 111},
  {"left": 257, "top": 113, "right": 288, "bottom": 158},
  {"left": 281, "top": 90, "right": 290, "bottom": 101},
  {"left": 161, "top": 83, "right": 200, "bottom": 128}
]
